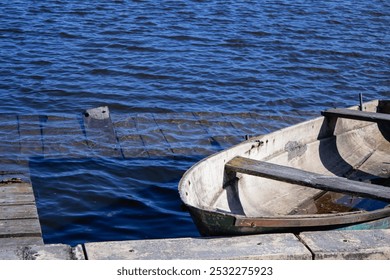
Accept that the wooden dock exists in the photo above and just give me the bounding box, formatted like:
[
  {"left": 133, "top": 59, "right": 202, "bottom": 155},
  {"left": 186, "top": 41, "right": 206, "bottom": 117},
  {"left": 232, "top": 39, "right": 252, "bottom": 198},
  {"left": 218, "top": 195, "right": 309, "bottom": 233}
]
[
  {"left": 1, "top": 229, "right": 390, "bottom": 260},
  {"left": 0, "top": 106, "right": 290, "bottom": 256},
  {"left": 0, "top": 159, "right": 43, "bottom": 253},
  {"left": 1, "top": 106, "right": 389, "bottom": 260}
]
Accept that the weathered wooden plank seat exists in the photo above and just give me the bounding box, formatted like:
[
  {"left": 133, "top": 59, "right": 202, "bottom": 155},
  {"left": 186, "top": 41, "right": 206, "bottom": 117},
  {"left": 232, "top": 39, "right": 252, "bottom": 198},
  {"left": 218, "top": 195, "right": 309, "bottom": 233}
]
[
  {"left": 321, "top": 108, "right": 390, "bottom": 123},
  {"left": 225, "top": 156, "right": 390, "bottom": 202}
]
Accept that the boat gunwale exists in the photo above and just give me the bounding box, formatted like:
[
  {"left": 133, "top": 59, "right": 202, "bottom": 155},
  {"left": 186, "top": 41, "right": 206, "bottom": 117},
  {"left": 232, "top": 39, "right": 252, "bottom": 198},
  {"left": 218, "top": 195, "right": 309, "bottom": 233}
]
[{"left": 234, "top": 206, "right": 390, "bottom": 228}]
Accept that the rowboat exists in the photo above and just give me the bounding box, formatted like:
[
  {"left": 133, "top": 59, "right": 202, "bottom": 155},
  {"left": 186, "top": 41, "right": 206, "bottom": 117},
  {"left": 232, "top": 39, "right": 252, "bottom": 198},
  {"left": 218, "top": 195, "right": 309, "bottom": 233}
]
[{"left": 179, "top": 99, "right": 390, "bottom": 236}]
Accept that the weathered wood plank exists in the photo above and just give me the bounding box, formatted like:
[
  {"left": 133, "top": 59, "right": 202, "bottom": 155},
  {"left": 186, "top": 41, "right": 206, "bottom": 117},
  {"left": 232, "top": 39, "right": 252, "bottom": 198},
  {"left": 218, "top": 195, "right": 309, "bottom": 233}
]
[
  {"left": 322, "top": 108, "right": 390, "bottom": 123},
  {"left": 0, "top": 182, "right": 35, "bottom": 205},
  {"left": 0, "top": 219, "right": 42, "bottom": 238},
  {"left": 299, "top": 229, "right": 390, "bottom": 260},
  {"left": 83, "top": 106, "right": 122, "bottom": 157},
  {"left": 0, "top": 194, "right": 35, "bottom": 205},
  {"left": 0, "top": 182, "right": 34, "bottom": 195},
  {"left": 0, "top": 205, "right": 39, "bottom": 220},
  {"left": 84, "top": 233, "right": 311, "bottom": 260},
  {"left": 0, "top": 248, "right": 22, "bottom": 260},
  {"left": 226, "top": 156, "right": 390, "bottom": 201},
  {"left": 0, "top": 244, "right": 79, "bottom": 260},
  {"left": 23, "top": 244, "right": 74, "bottom": 260},
  {"left": 0, "top": 237, "right": 43, "bottom": 249}
]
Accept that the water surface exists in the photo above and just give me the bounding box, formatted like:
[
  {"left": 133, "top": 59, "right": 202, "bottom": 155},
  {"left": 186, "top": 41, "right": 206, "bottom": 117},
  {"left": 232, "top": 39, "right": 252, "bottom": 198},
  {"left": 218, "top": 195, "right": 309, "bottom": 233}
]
[{"left": 1, "top": 0, "right": 388, "bottom": 245}]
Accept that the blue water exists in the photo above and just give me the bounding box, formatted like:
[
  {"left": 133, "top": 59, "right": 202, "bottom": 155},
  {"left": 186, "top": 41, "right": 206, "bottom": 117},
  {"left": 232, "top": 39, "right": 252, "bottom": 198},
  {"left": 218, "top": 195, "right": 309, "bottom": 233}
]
[
  {"left": 29, "top": 157, "right": 200, "bottom": 245},
  {"left": 1, "top": 0, "right": 389, "bottom": 246}
]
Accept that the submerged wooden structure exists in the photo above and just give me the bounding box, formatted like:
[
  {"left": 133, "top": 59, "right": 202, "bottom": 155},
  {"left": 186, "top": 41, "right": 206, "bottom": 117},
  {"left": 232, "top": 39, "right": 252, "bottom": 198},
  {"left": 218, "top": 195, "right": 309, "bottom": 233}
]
[
  {"left": 0, "top": 106, "right": 294, "bottom": 250},
  {"left": 1, "top": 101, "right": 390, "bottom": 260},
  {"left": 179, "top": 100, "right": 390, "bottom": 236}
]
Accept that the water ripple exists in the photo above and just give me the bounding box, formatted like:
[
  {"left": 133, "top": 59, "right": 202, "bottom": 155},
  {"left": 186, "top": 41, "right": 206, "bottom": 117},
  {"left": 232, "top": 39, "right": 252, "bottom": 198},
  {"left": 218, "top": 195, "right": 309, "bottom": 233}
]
[{"left": 1, "top": 0, "right": 389, "bottom": 245}]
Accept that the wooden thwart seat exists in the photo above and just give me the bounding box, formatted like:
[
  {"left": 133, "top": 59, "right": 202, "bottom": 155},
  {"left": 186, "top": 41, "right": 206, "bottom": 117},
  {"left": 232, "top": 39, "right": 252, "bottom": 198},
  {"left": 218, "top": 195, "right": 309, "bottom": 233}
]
[
  {"left": 321, "top": 108, "right": 390, "bottom": 123},
  {"left": 225, "top": 156, "right": 390, "bottom": 202}
]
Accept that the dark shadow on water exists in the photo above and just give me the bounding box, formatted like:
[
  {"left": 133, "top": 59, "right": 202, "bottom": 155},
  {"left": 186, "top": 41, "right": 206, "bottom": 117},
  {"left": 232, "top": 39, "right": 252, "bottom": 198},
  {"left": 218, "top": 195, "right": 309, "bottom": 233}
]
[{"left": 29, "top": 156, "right": 202, "bottom": 246}]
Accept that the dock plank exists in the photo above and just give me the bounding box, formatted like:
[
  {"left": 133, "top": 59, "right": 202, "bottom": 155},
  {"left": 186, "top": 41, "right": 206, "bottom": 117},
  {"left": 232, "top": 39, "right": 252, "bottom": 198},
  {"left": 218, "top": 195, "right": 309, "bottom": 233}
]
[
  {"left": 0, "top": 194, "right": 36, "bottom": 205},
  {"left": 0, "top": 244, "right": 76, "bottom": 260},
  {"left": 0, "top": 182, "right": 34, "bottom": 195},
  {"left": 0, "top": 237, "right": 43, "bottom": 249},
  {"left": 0, "top": 219, "right": 42, "bottom": 238},
  {"left": 84, "top": 233, "right": 311, "bottom": 260},
  {"left": 299, "top": 229, "right": 390, "bottom": 259},
  {"left": 0, "top": 159, "right": 43, "bottom": 249},
  {"left": 0, "top": 182, "right": 35, "bottom": 205},
  {"left": 0, "top": 205, "right": 39, "bottom": 220}
]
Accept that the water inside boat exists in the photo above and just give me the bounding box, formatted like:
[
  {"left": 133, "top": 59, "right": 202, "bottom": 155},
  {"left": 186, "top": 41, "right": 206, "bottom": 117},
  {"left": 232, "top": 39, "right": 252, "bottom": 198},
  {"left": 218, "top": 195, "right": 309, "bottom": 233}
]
[{"left": 289, "top": 191, "right": 388, "bottom": 215}]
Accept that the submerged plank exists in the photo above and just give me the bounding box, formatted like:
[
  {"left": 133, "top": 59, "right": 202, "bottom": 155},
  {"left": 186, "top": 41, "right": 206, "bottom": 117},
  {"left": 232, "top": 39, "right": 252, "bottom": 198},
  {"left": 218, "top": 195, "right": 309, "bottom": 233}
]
[
  {"left": 0, "top": 115, "right": 19, "bottom": 157},
  {"left": 226, "top": 156, "right": 390, "bottom": 201},
  {"left": 41, "top": 115, "right": 88, "bottom": 158},
  {"left": 18, "top": 115, "right": 43, "bottom": 157},
  {"left": 111, "top": 114, "right": 149, "bottom": 158},
  {"left": 133, "top": 113, "right": 174, "bottom": 157},
  {"left": 153, "top": 112, "right": 216, "bottom": 156},
  {"left": 193, "top": 112, "right": 241, "bottom": 150},
  {"left": 83, "top": 106, "right": 122, "bottom": 157},
  {"left": 322, "top": 108, "right": 390, "bottom": 123}
]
